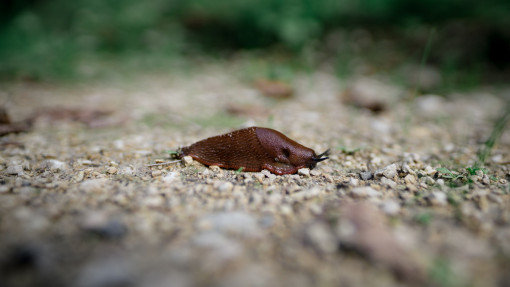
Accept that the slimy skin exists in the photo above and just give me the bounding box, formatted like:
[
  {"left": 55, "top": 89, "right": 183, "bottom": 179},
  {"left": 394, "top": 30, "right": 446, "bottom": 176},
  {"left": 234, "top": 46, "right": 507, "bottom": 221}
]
[{"left": 178, "top": 127, "right": 329, "bottom": 175}]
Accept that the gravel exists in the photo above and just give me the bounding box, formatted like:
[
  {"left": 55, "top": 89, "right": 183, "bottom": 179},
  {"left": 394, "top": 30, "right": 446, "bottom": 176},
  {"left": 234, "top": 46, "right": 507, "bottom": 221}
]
[{"left": 0, "top": 65, "right": 509, "bottom": 287}]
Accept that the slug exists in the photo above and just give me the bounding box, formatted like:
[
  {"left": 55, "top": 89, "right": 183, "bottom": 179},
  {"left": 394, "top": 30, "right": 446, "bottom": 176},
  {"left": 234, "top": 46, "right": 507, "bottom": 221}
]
[{"left": 177, "top": 127, "right": 329, "bottom": 175}]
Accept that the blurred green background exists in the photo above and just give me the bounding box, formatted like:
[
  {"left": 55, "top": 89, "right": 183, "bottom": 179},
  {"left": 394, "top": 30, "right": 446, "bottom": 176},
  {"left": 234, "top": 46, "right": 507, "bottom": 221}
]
[{"left": 1, "top": 0, "right": 509, "bottom": 87}]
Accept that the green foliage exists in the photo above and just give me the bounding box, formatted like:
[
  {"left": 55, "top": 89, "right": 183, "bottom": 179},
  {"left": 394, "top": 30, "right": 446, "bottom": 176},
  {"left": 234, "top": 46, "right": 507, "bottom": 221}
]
[
  {"left": 475, "top": 104, "right": 510, "bottom": 168},
  {"left": 414, "top": 211, "right": 433, "bottom": 225},
  {"left": 429, "top": 258, "right": 459, "bottom": 287},
  {"left": 1, "top": 0, "right": 509, "bottom": 80},
  {"left": 337, "top": 146, "right": 363, "bottom": 155}
]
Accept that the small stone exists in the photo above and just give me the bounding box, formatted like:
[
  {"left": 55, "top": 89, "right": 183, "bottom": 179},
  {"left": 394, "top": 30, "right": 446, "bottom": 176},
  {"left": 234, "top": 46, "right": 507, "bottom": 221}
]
[
  {"left": 402, "top": 164, "right": 416, "bottom": 176},
  {"left": 6, "top": 164, "right": 23, "bottom": 176},
  {"left": 424, "top": 166, "right": 437, "bottom": 176},
  {"left": 482, "top": 174, "right": 490, "bottom": 185},
  {"left": 428, "top": 191, "right": 447, "bottom": 206},
  {"left": 80, "top": 179, "right": 109, "bottom": 193},
  {"left": 197, "top": 212, "right": 260, "bottom": 237},
  {"left": 360, "top": 171, "right": 373, "bottom": 181},
  {"left": 436, "top": 179, "right": 445, "bottom": 186},
  {"left": 217, "top": 182, "right": 234, "bottom": 193},
  {"left": 487, "top": 193, "right": 503, "bottom": 204},
  {"left": 118, "top": 166, "right": 134, "bottom": 176},
  {"left": 81, "top": 212, "right": 127, "bottom": 239},
  {"left": 381, "top": 200, "right": 400, "bottom": 216},
  {"left": 183, "top": 156, "right": 193, "bottom": 166},
  {"left": 253, "top": 173, "right": 265, "bottom": 183},
  {"left": 424, "top": 176, "right": 435, "bottom": 185},
  {"left": 298, "top": 168, "right": 310, "bottom": 177},
  {"left": 404, "top": 174, "right": 417, "bottom": 185},
  {"left": 143, "top": 195, "right": 164, "bottom": 208},
  {"left": 162, "top": 172, "right": 179, "bottom": 183},
  {"left": 73, "top": 171, "right": 85, "bottom": 182},
  {"left": 151, "top": 170, "right": 162, "bottom": 177},
  {"left": 107, "top": 167, "right": 118, "bottom": 174},
  {"left": 351, "top": 186, "right": 379, "bottom": 198},
  {"left": 310, "top": 169, "right": 321, "bottom": 176},
  {"left": 209, "top": 165, "right": 222, "bottom": 172},
  {"left": 381, "top": 177, "right": 397, "bottom": 188},
  {"left": 477, "top": 195, "right": 489, "bottom": 212},
  {"left": 375, "top": 163, "right": 397, "bottom": 179},
  {"left": 349, "top": 177, "right": 359, "bottom": 186},
  {"left": 0, "top": 185, "right": 10, "bottom": 193},
  {"left": 304, "top": 222, "right": 337, "bottom": 254},
  {"left": 43, "top": 159, "right": 66, "bottom": 172}
]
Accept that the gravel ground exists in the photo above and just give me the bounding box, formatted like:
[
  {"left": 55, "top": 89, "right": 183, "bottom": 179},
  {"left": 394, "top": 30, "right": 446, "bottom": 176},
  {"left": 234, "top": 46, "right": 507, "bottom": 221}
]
[{"left": 1, "top": 64, "right": 510, "bottom": 287}]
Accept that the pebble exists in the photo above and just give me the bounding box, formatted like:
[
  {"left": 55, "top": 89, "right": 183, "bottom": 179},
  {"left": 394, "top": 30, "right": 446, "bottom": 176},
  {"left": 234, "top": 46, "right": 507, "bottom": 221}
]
[
  {"left": 424, "top": 166, "right": 437, "bottom": 176},
  {"left": 217, "top": 181, "right": 234, "bottom": 193},
  {"left": 350, "top": 186, "right": 379, "bottom": 198},
  {"left": 76, "top": 257, "right": 133, "bottom": 287},
  {"left": 118, "top": 166, "right": 134, "bottom": 176},
  {"left": 298, "top": 168, "right": 310, "bottom": 177},
  {"left": 304, "top": 222, "right": 337, "bottom": 254},
  {"left": 183, "top": 156, "right": 193, "bottom": 166},
  {"left": 197, "top": 211, "right": 260, "bottom": 237},
  {"left": 81, "top": 212, "right": 127, "bottom": 239},
  {"left": 360, "top": 171, "right": 373, "bottom": 180},
  {"left": 0, "top": 185, "right": 10, "bottom": 193},
  {"left": 6, "top": 164, "right": 24, "bottom": 176},
  {"left": 162, "top": 172, "right": 179, "bottom": 183},
  {"left": 43, "top": 159, "right": 66, "bottom": 172},
  {"left": 310, "top": 169, "right": 321, "bottom": 176},
  {"left": 108, "top": 167, "right": 118, "bottom": 175},
  {"left": 349, "top": 177, "right": 359, "bottom": 186},
  {"left": 428, "top": 191, "right": 447, "bottom": 206},
  {"left": 380, "top": 177, "right": 397, "bottom": 188},
  {"left": 481, "top": 174, "right": 490, "bottom": 185},
  {"left": 80, "top": 179, "right": 109, "bottom": 193},
  {"left": 151, "top": 170, "right": 162, "bottom": 177},
  {"left": 381, "top": 200, "right": 401, "bottom": 216},
  {"left": 375, "top": 163, "right": 397, "bottom": 179},
  {"left": 192, "top": 231, "right": 243, "bottom": 261},
  {"left": 424, "top": 176, "right": 435, "bottom": 185},
  {"left": 404, "top": 174, "right": 417, "bottom": 185},
  {"left": 402, "top": 164, "right": 416, "bottom": 176}
]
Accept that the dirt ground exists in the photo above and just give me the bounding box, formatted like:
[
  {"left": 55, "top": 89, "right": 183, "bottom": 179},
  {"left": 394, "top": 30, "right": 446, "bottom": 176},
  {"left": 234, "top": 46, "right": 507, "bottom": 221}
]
[{"left": 1, "top": 63, "right": 509, "bottom": 287}]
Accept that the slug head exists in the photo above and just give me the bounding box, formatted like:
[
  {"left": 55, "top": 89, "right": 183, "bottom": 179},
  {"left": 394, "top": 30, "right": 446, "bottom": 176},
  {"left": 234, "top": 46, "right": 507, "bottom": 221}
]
[{"left": 256, "top": 128, "right": 329, "bottom": 170}]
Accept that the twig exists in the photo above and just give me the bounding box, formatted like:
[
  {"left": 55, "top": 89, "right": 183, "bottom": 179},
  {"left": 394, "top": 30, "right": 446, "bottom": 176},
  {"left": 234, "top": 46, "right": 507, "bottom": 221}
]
[{"left": 146, "top": 160, "right": 180, "bottom": 167}]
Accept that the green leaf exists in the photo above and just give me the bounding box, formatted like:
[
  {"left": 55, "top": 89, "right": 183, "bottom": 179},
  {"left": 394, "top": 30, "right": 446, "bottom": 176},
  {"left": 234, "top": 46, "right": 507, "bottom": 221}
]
[{"left": 436, "top": 167, "right": 451, "bottom": 174}]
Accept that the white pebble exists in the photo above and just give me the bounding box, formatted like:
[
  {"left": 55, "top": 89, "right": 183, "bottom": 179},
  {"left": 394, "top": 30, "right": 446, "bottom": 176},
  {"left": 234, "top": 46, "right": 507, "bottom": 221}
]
[
  {"left": 381, "top": 177, "right": 397, "bottom": 188},
  {"left": 375, "top": 163, "right": 397, "bottom": 179},
  {"left": 310, "top": 169, "right": 322, "bottom": 176},
  {"left": 429, "top": 191, "right": 447, "bottom": 206},
  {"left": 6, "top": 164, "right": 23, "bottom": 176},
  {"left": 424, "top": 166, "right": 437, "bottom": 176},
  {"left": 298, "top": 168, "right": 310, "bottom": 177},
  {"left": 381, "top": 200, "right": 401, "bottom": 215},
  {"left": 217, "top": 182, "right": 234, "bottom": 193},
  {"left": 350, "top": 186, "right": 380, "bottom": 198},
  {"left": 44, "top": 159, "right": 66, "bottom": 172},
  {"left": 162, "top": 172, "right": 179, "bottom": 183},
  {"left": 183, "top": 156, "right": 193, "bottom": 166},
  {"left": 404, "top": 174, "right": 417, "bottom": 185}
]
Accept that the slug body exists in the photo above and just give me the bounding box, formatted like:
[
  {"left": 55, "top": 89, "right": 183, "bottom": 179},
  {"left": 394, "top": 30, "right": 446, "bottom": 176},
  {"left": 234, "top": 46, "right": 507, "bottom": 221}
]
[{"left": 178, "top": 127, "right": 329, "bottom": 175}]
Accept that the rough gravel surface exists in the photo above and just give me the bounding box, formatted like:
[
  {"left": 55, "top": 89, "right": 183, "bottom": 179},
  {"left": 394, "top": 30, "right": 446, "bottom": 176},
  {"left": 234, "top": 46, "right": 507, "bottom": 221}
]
[{"left": 1, "top": 64, "right": 509, "bottom": 287}]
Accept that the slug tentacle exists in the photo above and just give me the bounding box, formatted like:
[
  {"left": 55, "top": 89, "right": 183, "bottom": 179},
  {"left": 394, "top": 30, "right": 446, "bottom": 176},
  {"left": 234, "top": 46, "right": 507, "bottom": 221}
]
[
  {"left": 312, "top": 149, "right": 330, "bottom": 162},
  {"left": 178, "top": 127, "right": 329, "bottom": 175}
]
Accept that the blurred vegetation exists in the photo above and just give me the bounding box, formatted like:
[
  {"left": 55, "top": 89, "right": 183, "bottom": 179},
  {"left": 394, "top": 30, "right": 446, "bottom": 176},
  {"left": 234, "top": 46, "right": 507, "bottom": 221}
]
[{"left": 1, "top": 0, "right": 509, "bottom": 84}]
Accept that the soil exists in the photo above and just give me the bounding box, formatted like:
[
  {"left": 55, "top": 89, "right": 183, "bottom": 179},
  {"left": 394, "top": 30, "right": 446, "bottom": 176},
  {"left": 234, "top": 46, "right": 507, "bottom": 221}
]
[{"left": 1, "top": 64, "right": 509, "bottom": 287}]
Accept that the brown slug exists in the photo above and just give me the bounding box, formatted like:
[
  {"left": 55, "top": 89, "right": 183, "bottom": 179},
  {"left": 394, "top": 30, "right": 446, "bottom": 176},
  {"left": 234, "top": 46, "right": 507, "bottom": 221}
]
[{"left": 177, "top": 127, "right": 329, "bottom": 175}]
